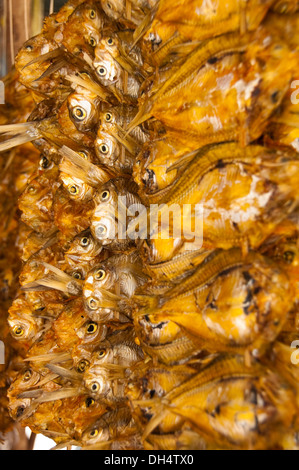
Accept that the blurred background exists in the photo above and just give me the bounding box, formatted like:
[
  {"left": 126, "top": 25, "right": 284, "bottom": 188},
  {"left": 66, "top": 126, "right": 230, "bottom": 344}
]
[{"left": 0, "top": 0, "right": 66, "bottom": 77}]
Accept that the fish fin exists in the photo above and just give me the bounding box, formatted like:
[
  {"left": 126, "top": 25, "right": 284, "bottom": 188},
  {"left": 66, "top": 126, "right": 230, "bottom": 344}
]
[
  {"left": 65, "top": 73, "right": 110, "bottom": 101},
  {"left": 171, "top": 41, "right": 201, "bottom": 58},
  {"left": 36, "top": 388, "right": 80, "bottom": 403},
  {"left": 17, "top": 390, "right": 43, "bottom": 399},
  {"left": 21, "top": 282, "right": 54, "bottom": 292},
  {"left": 109, "top": 127, "right": 139, "bottom": 155},
  {"left": 0, "top": 127, "right": 38, "bottom": 152},
  {"left": 37, "top": 373, "right": 60, "bottom": 387},
  {"left": 132, "top": 9, "right": 156, "bottom": 46},
  {"left": 0, "top": 123, "right": 33, "bottom": 133},
  {"left": 24, "top": 352, "right": 71, "bottom": 363},
  {"left": 42, "top": 262, "right": 72, "bottom": 282},
  {"left": 22, "top": 48, "right": 62, "bottom": 70},
  {"left": 33, "top": 57, "right": 68, "bottom": 82}
]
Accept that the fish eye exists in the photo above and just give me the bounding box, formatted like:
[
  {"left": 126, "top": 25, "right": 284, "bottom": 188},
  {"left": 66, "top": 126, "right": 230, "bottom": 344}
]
[
  {"left": 80, "top": 236, "right": 90, "bottom": 247},
  {"left": 89, "top": 428, "right": 99, "bottom": 437},
  {"left": 97, "top": 349, "right": 106, "bottom": 359},
  {"left": 100, "top": 190, "right": 110, "bottom": 202},
  {"left": 99, "top": 143, "right": 109, "bottom": 155},
  {"left": 95, "top": 269, "right": 106, "bottom": 281},
  {"left": 39, "top": 156, "right": 50, "bottom": 169},
  {"left": 89, "top": 9, "right": 96, "bottom": 19},
  {"left": 88, "top": 298, "right": 99, "bottom": 310},
  {"left": 90, "top": 382, "right": 100, "bottom": 393},
  {"left": 96, "top": 225, "right": 107, "bottom": 238},
  {"left": 25, "top": 45, "right": 33, "bottom": 51},
  {"left": 23, "top": 369, "right": 32, "bottom": 381},
  {"left": 77, "top": 359, "right": 90, "bottom": 373},
  {"left": 86, "top": 322, "right": 98, "bottom": 334},
  {"left": 283, "top": 251, "right": 295, "bottom": 264},
  {"left": 107, "top": 37, "right": 114, "bottom": 46},
  {"left": 85, "top": 397, "right": 95, "bottom": 408},
  {"left": 78, "top": 150, "right": 89, "bottom": 160},
  {"left": 105, "top": 112, "right": 113, "bottom": 122},
  {"left": 13, "top": 325, "right": 24, "bottom": 337},
  {"left": 72, "top": 271, "right": 83, "bottom": 280},
  {"left": 68, "top": 184, "right": 80, "bottom": 196},
  {"left": 72, "top": 106, "right": 87, "bottom": 121},
  {"left": 97, "top": 65, "right": 107, "bottom": 77},
  {"left": 89, "top": 37, "right": 97, "bottom": 47}
]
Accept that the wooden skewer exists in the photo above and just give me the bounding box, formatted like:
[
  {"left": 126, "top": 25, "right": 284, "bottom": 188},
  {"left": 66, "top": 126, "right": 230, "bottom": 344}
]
[{"left": 49, "top": 0, "right": 54, "bottom": 15}]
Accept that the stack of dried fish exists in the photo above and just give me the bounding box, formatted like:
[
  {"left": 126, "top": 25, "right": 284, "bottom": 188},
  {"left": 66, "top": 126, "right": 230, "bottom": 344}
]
[{"left": 0, "top": 0, "right": 299, "bottom": 450}]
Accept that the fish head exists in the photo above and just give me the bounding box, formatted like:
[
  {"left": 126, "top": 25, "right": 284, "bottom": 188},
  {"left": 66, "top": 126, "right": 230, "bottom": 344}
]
[
  {"left": 60, "top": 173, "right": 95, "bottom": 202},
  {"left": 19, "top": 178, "right": 48, "bottom": 206},
  {"left": 15, "top": 34, "right": 56, "bottom": 72},
  {"left": 83, "top": 261, "right": 120, "bottom": 317},
  {"left": 8, "top": 298, "right": 43, "bottom": 343},
  {"left": 76, "top": 320, "right": 107, "bottom": 344},
  {"left": 62, "top": 3, "right": 103, "bottom": 54},
  {"left": 8, "top": 397, "right": 33, "bottom": 422},
  {"left": 8, "top": 368, "right": 41, "bottom": 397},
  {"left": 8, "top": 315, "right": 39, "bottom": 343},
  {"left": 93, "top": 51, "right": 121, "bottom": 83},
  {"left": 81, "top": 416, "right": 110, "bottom": 446},
  {"left": 65, "top": 231, "right": 102, "bottom": 261},
  {"left": 91, "top": 207, "right": 118, "bottom": 245},
  {"left": 99, "top": 106, "right": 118, "bottom": 129},
  {"left": 84, "top": 369, "right": 111, "bottom": 397},
  {"left": 98, "top": 32, "right": 120, "bottom": 59},
  {"left": 73, "top": 1, "right": 103, "bottom": 29}
]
